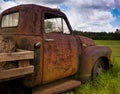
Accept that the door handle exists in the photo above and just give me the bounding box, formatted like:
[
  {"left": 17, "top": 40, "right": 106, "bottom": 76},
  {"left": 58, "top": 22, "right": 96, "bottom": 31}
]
[
  {"left": 34, "top": 42, "right": 41, "bottom": 48},
  {"left": 45, "top": 39, "right": 55, "bottom": 42}
]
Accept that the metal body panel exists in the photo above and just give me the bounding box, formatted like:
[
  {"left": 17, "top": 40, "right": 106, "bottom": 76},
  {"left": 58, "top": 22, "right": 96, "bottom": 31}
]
[
  {"left": 0, "top": 34, "right": 43, "bottom": 87},
  {"left": 32, "top": 80, "right": 81, "bottom": 94},
  {"left": 0, "top": 4, "right": 112, "bottom": 93},
  {"left": 16, "top": 35, "right": 44, "bottom": 88},
  {"left": 0, "top": 4, "right": 78, "bottom": 88},
  {"left": 43, "top": 33, "right": 79, "bottom": 83},
  {"left": 0, "top": 5, "right": 44, "bottom": 87},
  {"left": 78, "top": 45, "right": 112, "bottom": 81}
]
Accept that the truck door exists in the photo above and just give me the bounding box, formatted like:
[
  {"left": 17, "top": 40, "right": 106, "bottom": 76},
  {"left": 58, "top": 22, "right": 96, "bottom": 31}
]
[{"left": 42, "top": 12, "right": 79, "bottom": 84}]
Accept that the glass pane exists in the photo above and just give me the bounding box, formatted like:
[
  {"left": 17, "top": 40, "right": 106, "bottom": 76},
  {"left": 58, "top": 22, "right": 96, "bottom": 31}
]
[
  {"left": 44, "top": 18, "right": 62, "bottom": 33},
  {"left": 63, "top": 19, "right": 70, "bottom": 34},
  {"left": 1, "top": 12, "right": 19, "bottom": 27}
]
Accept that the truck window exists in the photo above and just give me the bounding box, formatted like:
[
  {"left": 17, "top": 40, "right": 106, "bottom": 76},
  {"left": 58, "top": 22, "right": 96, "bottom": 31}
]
[
  {"left": 1, "top": 12, "right": 19, "bottom": 28},
  {"left": 44, "top": 13, "right": 70, "bottom": 34}
]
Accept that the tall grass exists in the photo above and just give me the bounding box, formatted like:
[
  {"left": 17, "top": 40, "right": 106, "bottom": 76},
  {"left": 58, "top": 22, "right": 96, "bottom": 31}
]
[
  {"left": 76, "top": 40, "right": 120, "bottom": 94},
  {"left": 77, "top": 59, "right": 120, "bottom": 94}
]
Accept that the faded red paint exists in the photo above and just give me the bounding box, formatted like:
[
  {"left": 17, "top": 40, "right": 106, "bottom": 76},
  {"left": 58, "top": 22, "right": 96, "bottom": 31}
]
[
  {"left": 78, "top": 45, "right": 111, "bottom": 81},
  {"left": 0, "top": 4, "right": 112, "bottom": 93},
  {"left": 79, "top": 36, "right": 95, "bottom": 49},
  {"left": 43, "top": 33, "right": 79, "bottom": 84}
]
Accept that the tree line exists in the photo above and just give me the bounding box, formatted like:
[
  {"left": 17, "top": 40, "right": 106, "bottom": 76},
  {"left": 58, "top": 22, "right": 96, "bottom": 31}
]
[{"left": 73, "top": 31, "right": 120, "bottom": 40}]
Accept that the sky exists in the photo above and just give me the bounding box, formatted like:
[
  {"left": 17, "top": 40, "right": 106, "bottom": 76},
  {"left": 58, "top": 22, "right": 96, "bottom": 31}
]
[{"left": 0, "top": 0, "right": 120, "bottom": 32}]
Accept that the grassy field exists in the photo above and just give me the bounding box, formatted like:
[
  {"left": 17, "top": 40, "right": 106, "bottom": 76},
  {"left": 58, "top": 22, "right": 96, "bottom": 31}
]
[
  {"left": 95, "top": 40, "right": 120, "bottom": 58},
  {"left": 76, "top": 40, "right": 120, "bottom": 94}
]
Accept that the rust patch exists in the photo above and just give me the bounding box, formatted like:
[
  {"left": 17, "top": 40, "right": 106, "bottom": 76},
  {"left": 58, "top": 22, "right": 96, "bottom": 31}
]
[{"left": 43, "top": 33, "right": 79, "bottom": 84}]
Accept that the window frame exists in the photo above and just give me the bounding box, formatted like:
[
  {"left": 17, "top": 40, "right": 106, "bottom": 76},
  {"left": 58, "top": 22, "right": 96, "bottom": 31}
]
[
  {"left": 43, "top": 11, "right": 71, "bottom": 35},
  {"left": 1, "top": 12, "right": 20, "bottom": 28}
]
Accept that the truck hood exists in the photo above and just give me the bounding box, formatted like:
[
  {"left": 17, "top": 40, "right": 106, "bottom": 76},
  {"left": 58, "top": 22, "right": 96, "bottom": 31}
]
[{"left": 79, "top": 36, "right": 95, "bottom": 48}]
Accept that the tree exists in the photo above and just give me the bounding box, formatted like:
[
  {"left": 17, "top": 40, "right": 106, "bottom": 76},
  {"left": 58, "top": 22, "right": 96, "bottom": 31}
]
[{"left": 115, "top": 29, "right": 120, "bottom": 34}]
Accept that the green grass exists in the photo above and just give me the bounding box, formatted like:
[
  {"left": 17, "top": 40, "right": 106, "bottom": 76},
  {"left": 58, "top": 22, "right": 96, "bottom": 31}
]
[
  {"left": 95, "top": 40, "right": 120, "bottom": 45},
  {"left": 76, "top": 40, "right": 120, "bottom": 94},
  {"left": 95, "top": 40, "right": 120, "bottom": 57}
]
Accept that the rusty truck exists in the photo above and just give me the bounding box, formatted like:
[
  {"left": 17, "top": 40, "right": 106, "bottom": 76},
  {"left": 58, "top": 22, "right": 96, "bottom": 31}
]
[{"left": 0, "top": 4, "right": 112, "bottom": 94}]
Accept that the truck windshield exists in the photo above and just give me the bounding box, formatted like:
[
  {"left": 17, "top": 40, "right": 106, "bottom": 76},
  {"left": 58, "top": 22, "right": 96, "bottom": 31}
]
[{"left": 1, "top": 12, "right": 19, "bottom": 28}]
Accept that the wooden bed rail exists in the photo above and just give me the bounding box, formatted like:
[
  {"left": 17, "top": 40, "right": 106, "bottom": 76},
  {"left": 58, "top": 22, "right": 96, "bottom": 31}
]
[{"left": 0, "top": 49, "right": 34, "bottom": 82}]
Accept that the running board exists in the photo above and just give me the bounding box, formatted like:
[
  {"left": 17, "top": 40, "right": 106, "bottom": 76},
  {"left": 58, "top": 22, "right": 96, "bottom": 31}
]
[{"left": 33, "top": 80, "right": 81, "bottom": 94}]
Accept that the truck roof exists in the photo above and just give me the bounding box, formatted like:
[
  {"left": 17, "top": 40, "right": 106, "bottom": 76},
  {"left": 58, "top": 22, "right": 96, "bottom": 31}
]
[
  {"left": 0, "top": 4, "right": 72, "bottom": 34},
  {"left": 1, "top": 4, "right": 65, "bottom": 16}
]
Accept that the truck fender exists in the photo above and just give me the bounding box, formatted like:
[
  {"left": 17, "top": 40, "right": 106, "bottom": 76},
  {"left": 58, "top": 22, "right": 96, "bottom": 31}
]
[{"left": 77, "top": 46, "right": 112, "bottom": 82}]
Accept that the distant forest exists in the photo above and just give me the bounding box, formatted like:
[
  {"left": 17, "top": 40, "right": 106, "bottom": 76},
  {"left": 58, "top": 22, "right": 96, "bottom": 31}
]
[{"left": 73, "top": 30, "right": 120, "bottom": 40}]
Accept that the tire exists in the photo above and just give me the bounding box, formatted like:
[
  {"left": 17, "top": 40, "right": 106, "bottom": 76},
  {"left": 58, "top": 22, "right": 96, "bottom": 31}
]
[{"left": 92, "top": 59, "right": 105, "bottom": 80}]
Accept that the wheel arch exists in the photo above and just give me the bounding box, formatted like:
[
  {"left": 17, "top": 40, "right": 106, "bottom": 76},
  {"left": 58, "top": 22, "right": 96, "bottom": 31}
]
[
  {"left": 98, "top": 56, "right": 110, "bottom": 70},
  {"left": 76, "top": 46, "right": 112, "bottom": 82}
]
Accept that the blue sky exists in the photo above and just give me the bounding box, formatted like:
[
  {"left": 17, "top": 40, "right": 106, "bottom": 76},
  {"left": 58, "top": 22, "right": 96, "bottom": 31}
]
[
  {"left": 0, "top": 0, "right": 120, "bottom": 32},
  {"left": 60, "top": 4, "right": 70, "bottom": 12},
  {"left": 111, "top": 8, "right": 120, "bottom": 27}
]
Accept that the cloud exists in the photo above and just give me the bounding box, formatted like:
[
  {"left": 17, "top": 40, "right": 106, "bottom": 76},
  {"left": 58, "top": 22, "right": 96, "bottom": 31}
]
[
  {"left": 0, "top": 0, "right": 119, "bottom": 32},
  {"left": 115, "top": 0, "right": 120, "bottom": 10},
  {"left": 68, "top": 0, "right": 115, "bottom": 10},
  {"left": 38, "top": 0, "right": 67, "bottom": 4},
  {"left": 65, "top": 7, "right": 115, "bottom": 32},
  {"left": 17, "top": 0, "right": 67, "bottom": 4},
  {"left": 62, "top": 0, "right": 116, "bottom": 32},
  {"left": 0, "top": 0, "right": 18, "bottom": 13}
]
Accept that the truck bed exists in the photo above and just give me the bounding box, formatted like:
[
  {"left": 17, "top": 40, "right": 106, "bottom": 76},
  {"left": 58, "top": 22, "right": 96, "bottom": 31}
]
[{"left": 0, "top": 49, "right": 34, "bottom": 82}]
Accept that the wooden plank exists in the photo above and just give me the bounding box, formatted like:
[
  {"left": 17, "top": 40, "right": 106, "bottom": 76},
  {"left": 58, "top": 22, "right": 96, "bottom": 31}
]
[
  {"left": 16, "top": 49, "right": 31, "bottom": 52},
  {"left": 33, "top": 80, "right": 81, "bottom": 94},
  {"left": 0, "top": 50, "right": 34, "bottom": 62},
  {"left": 19, "top": 60, "right": 30, "bottom": 67},
  {"left": 0, "top": 65, "right": 34, "bottom": 81}
]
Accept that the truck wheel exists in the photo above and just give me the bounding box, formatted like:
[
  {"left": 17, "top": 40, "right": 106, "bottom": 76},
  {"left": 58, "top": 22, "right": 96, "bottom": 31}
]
[{"left": 92, "top": 59, "right": 105, "bottom": 80}]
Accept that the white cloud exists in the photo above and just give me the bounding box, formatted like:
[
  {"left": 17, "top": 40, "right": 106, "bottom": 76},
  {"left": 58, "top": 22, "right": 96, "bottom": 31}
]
[
  {"left": 0, "top": 0, "right": 18, "bottom": 13},
  {"left": 0, "top": 0, "right": 119, "bottom": 32},
  {"left": 68, "top": 0, "right": 115, "bottom": 10},
  {"left": 64, "top": 2, "right": 116, "bottom": 32},
  {"left": 17, "top": 0, "right": 67, "bottom": 4},
  {"left": 115, "top": 0, "right": 120, "bottom": 10}
]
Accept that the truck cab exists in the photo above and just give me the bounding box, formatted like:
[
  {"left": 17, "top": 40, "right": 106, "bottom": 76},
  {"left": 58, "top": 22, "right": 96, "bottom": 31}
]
[{"left": 0, "top": 4, "right": 112, "bottom": 94}]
